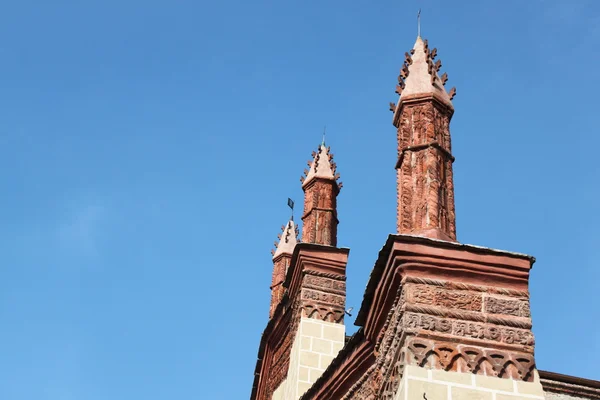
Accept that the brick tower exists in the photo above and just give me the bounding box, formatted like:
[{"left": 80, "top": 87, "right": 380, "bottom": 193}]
[
  {"left": 391, "top": 36, "right": 457, "bottom": 241},
  {"left": 252, "top": 34, "right": 555, "bottom": 400},
  {"left": 251, "top": 142, "right": 349, "bottom": 400},
  {"left": 298, "top": 36, "right": 546, "bottom": 400},
  {"left": 269, "top": 219, "right": 298, "bottom": 318},
  {"left": 300, "top": 143, "right": 342, "bottom": 247}
]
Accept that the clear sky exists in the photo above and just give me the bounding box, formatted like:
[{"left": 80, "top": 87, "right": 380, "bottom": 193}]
[{"left": 0, "top": 0, "right": 598, "bottom": 399}]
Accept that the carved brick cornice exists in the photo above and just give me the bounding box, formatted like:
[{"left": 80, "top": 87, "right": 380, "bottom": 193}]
[
  {"left": 393, "top": 92, "right": 454, "bottom": 127},
  {"left": 357, "top": 235, "right": 534, "bottom": 339},
  {"left": 300, "top": 173, "right": 341, "bottom": 194},
  {"left": 403, "top": 275, "right": 529, "bottom": 298},
  {"left": 304, "top": 269, "right": 346, "bottom": 281},
  {"left": 284, "top": 243, "right": 349, "bottom": 304}
]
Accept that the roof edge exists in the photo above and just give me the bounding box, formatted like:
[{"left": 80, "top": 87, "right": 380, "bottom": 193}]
[
  {"left": 354, "top": 234, "right": 536, "bottom": 327},
  {"left": 540, "top": 370, "right": 600, "bottom": 391}
]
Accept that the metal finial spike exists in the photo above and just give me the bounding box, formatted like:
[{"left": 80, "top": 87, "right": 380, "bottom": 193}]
[
  {"left": 322, "top": 126, "right": 326, "bottom": 147},
  {"left": 417, "top": 9, "right": 421, "bottom": 37}
]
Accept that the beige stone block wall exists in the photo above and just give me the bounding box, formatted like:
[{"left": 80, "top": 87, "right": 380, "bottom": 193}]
[
  {"left": 281, "top": 317, "right": 345, "bottom": 399},
  {"left": 394, "top": 366, "right": 546, "bottom": 400},
  {"left": 271, "top": 378, "right": 286, "bottom": 400}
]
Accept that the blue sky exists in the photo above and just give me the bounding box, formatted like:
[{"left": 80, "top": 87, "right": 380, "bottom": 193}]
[{"left": 0, "top": 0, "right": 599, "bottom": 399}]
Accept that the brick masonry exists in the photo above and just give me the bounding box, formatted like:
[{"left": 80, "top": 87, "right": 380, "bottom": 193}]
[
  {"left": 250, "top": 34, "right": 594, "bottom": 400},
  {"left": 301, "top": 144, "right": 341, "bottom": 247}
]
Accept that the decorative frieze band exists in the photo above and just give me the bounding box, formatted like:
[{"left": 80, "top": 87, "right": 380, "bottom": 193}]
[
  {"left": 485, "top": 296, "right": 531, "bottom": 318},
  {"left": 299, "top": 270, "right": 346, "bottom": 323},
  {"left": 405, "top": 283, "right": 532, "bottom": 319},
  {"left": 304, "top": 269, "right": 346, "bottom": 281},
  {"left": 406, "top": 284, "right": 482, "bottom": 311},
  {"left": 404, "top": 303, "right": 532, "bottom": 329},
  {"left": 403, "top": 312, "right": 535, "bottom": 348},
  {"left": 301, "top": 288, "right": 345, "bottom": 307},
  {"left": 402, "top": 275, "right": 529, "bottom": 298},
  {"left": 302, "top": 304, "right": 345, "bottom": 323},
  {"left": 406, "top": 337, "right": 536, "bottom": 381},
  {"left": 303, "top": 274, "right": 346, "bottom": 295}
]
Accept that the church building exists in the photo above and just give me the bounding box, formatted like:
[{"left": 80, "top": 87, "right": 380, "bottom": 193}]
[{"left": 249, "top": 34, "right": 600, "bottom": 400}]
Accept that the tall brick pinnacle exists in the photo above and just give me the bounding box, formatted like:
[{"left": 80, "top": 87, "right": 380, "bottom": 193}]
[
  {"left": 300, "top": 143, "right": 342, "bottom": 246},
  {"left": 269, "top": 219, "right": 298, "bottom": 318},
  {"left": 391, "top": 36, "right": 458, "bottom": 242}
]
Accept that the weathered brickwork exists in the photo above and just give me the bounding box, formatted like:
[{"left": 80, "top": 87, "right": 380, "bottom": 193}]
[
  {"left": 250, "top": 33, "right": 597, "bottom": 400},
  {"left": 264, "top": 306, "right": 298, "bottom": 399},
  {"left": 269, "top": 220, "right": 298, "bottom": 318},
  {"left": 406, "top": 284, "right": 483, "bottom": 311},
  {"left": 269, "top": 255, "right": 290, "bottom": 318},
  {"left": 301, "top": 144, "right": 341, "bottom": 247},
  {"left": 301, "top": 179, "right": 339, "bottom": 246},
  {"left": 367, "top": 272, "right": 536, "bottom": 399},
  {"left": 393, "top": 37, "right": 457, "bottom": 242},
  {"left": 300, "top": 271, "right": 346, "bottom": 323}
]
